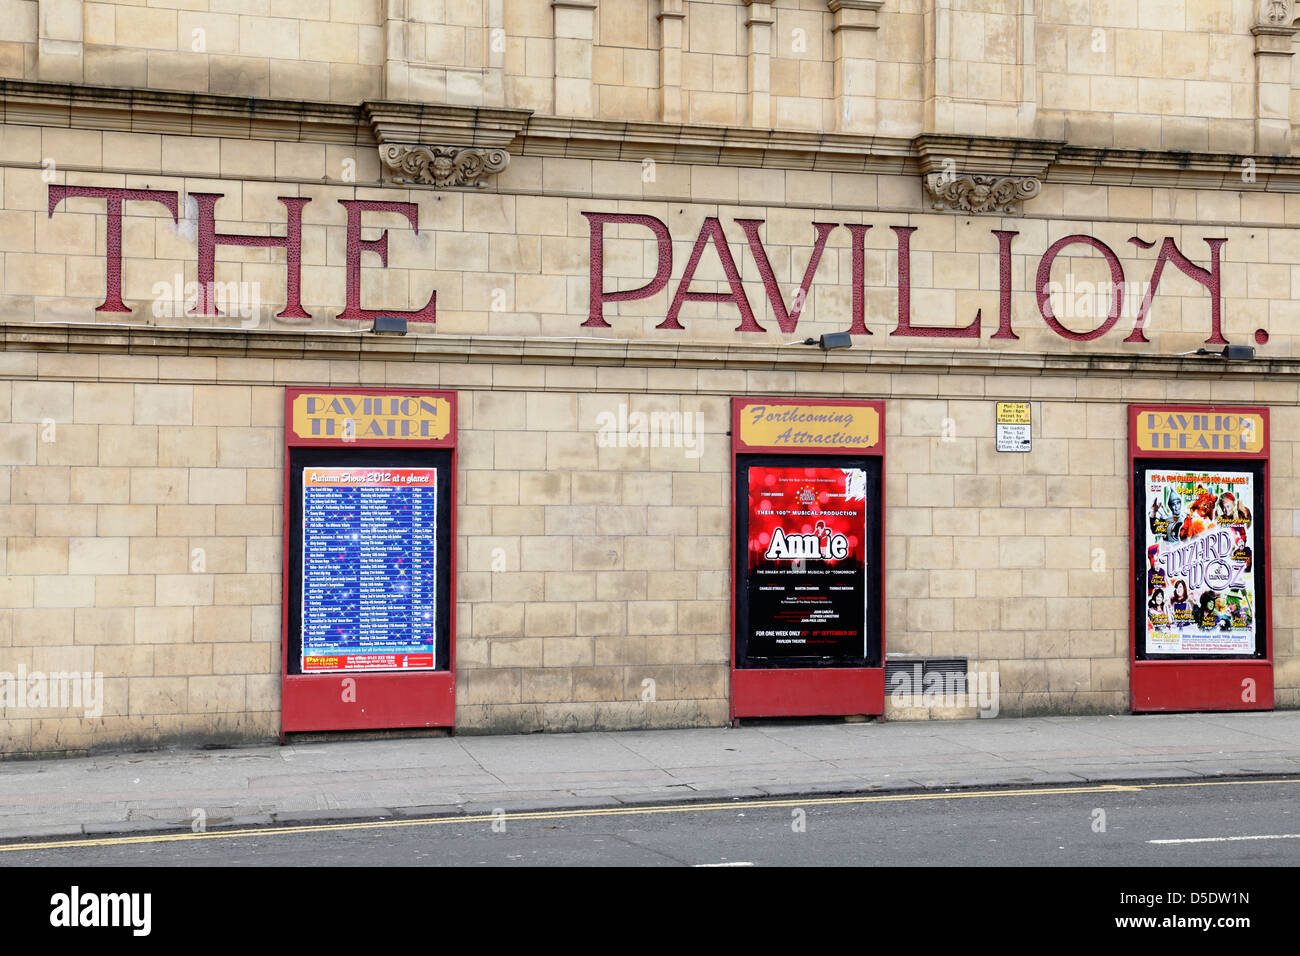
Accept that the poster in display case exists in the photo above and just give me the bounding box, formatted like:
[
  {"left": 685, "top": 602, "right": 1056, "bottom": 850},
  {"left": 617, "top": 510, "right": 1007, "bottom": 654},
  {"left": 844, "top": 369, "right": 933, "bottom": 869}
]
[
  {"left": 1138, "top": 465, "right": 1263, "bottom": 660},
  {"left": 281, "top": 389, "right": 457, "bottom": 734},
  {"left": 731, "top": 398, "right": 886, "bottom": 720},
  {"left": 1128, "top": 405, "right": 1272, "bottom": 712},
  {"left": 737, "top": 460, "right": 878, "bottom": 667}
]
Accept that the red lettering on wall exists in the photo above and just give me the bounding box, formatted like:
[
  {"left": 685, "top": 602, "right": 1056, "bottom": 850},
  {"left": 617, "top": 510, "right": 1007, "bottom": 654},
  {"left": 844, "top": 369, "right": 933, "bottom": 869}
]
[
  {"left": 47, "top": 185, "right": 180, "bottom": 313},
  {"left": 663, "top": 217, "right": 760, "bottom": 332},
  {"left": 890, "top": 225, "right": 980, "bottom": 338},
  {"left": 1036, "top": 234, "right": 1125, "bottom": 341},
  {"left": 189, "top": 193, "right": 310, "bottom": 318},
  {"left": 1124, "top": 236, "right": 1227, "bottom": 345},
  {"left": 735, "top": 219, "right": 838, "bottom": 335},
  {"left": 337, "top": 200, "right": 436, "bottom": 323},
  {"left": 846, "top": 224, "right": 872, "bottom": 335},
  {"left": 991, "top": 229, "right": 1019, "bottom": 340},
  {"left": 581, "top": 212, "right": 672, "bottom": 328}
]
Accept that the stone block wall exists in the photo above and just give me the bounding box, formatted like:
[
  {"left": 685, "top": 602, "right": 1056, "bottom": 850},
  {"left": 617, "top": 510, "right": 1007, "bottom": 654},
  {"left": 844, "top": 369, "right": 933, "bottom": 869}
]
[
  {"left": 0, "top": 2, "right": 1293, "bottom": 151},
  {"left": 2, "top": 346, "right": 1298, "bottom": 754}
]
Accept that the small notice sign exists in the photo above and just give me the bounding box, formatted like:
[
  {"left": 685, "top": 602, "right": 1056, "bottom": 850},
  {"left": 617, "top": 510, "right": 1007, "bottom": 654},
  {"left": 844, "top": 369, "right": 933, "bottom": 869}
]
[{"left": 996, "top": 402, "right": 1031, "bottom": 453}]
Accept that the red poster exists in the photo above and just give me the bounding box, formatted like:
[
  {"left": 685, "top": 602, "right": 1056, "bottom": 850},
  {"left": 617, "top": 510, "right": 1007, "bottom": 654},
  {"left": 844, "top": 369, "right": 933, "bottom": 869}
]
[{"left": 744, "top": 466, "right": 868, "bottom": 660}]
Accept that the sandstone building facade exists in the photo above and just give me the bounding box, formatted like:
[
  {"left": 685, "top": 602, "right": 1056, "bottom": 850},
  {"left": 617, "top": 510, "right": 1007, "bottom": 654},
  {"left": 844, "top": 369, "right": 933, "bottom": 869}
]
[{"left": 1, "top": 0, "right": 1298, "bottom": 755}]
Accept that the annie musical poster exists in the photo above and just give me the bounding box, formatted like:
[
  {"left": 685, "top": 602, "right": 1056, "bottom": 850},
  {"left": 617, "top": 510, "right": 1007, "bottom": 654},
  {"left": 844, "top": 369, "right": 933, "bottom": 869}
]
[{"left": 744, "top": 466, "right": 868, "bottom": 660}]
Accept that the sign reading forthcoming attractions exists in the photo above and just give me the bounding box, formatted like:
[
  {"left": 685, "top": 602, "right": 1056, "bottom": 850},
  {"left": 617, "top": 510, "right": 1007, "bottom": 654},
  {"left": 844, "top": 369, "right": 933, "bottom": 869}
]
[
  {"left": 737, "top": 403, "right": 879, "bottom": 449},
  {"left": 744, "top": 466, "right": 868, "bottom": 660},
  {"left": 301, "top": 467, "right": 438, "bottom": 672},
  {"left": 1142, "top": 468, "right": 1257, "bottom": 656}
]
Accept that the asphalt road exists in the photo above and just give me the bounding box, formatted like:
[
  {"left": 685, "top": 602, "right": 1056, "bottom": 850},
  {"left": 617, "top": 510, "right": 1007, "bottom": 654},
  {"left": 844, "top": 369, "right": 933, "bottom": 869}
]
[{"left": 3, "top": 778, "right": 1297, "bottom": 867}]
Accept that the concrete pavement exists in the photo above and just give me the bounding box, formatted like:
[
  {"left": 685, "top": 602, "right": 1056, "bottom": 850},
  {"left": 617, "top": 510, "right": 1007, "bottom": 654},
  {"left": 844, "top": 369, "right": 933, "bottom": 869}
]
[{"left": 1, "top": 711, "right": 1298, "bottom": 841}]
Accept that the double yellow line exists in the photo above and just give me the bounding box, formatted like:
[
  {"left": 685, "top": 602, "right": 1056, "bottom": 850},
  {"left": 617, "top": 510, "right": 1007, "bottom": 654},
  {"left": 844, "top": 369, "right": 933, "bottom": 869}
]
[{"left": 2, "top": 777, "right": 1295, "bottom": 854}]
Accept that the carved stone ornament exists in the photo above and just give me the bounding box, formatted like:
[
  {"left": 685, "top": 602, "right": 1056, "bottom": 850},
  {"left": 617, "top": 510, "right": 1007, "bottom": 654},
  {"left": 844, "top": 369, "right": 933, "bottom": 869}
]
[
  {"left": 923, "top": 172, "right": 1042, "bottom": 214},
  {"left": 1261, "top": 0, "right": 1293, "bottom": 25},
  {"left": 379, "top": 144, "right": 510, "bottom": 188}
]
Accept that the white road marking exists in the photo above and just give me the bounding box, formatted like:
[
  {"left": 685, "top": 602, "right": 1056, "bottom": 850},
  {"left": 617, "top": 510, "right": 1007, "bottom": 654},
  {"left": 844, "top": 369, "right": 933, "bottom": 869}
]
[
  {"left": 1148, "top": 833, "right": 1300, "bottom": 845},
  {"left": 693, "top": 861, "right": 755, "bottom": 867}
]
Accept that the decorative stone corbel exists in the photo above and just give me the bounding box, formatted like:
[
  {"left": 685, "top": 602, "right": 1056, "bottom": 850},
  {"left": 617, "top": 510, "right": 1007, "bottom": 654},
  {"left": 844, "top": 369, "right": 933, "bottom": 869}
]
[
  {"left": 379, "top": 144, "right": 510, "bottom": 188},
  {"left": 913, "top": 133, "right": 1060, "bottom": 215},
  {"left": 923, "top": 173, "right": 1041, "bottom": 214},
  {"left": 364, "top": 102, "right": 528, "bottom": 188}
]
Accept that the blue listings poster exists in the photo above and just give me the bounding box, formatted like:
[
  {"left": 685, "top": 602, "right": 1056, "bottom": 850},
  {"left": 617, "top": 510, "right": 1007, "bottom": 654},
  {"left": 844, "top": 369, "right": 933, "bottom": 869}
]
[{"left": 301, "top": 467, "right": 438, "bottom": 671}]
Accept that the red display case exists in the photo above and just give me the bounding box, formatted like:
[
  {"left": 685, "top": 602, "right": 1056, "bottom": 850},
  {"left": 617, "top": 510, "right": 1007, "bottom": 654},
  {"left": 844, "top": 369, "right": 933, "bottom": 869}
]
[
  {"left": 280, "top": 387, "right": 457, "bottom": 735},
  {"left": 730, "top": 397, "right": 886, "bottom": 720},
  {"left": 1128, "top": 404, "right": 1272, "bottom": 712}
]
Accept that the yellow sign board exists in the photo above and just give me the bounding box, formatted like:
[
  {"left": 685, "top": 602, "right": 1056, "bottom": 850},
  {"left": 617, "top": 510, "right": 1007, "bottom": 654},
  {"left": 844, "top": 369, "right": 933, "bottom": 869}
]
[
  {"left": 996, "top": 402, "right": 1031, "bottom": 425},
  {"left": 291, "top": 393, "right": 451, "bottom": 441},
  {"left": 738, "top": 403, "right": 879, "bottom": 449},
  {"left": 1135, "top": 410, "right": 1263, "bottom": 454}
]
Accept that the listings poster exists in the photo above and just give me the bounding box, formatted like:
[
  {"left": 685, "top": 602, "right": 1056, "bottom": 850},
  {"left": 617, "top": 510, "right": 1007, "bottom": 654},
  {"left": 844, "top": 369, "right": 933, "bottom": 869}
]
[
  {"left": 1143, "top": 468, "right": 1257, "bottom": 656},
  {"left": 744, "top": 465, "right": 868, "bottom": 660}
]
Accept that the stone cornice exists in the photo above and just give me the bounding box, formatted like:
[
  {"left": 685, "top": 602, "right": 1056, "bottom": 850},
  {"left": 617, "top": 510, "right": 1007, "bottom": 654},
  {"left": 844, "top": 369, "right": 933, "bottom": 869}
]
[
  {"left": 514, "top": 115, "right": 916, "bottom": 172},
  {"left": 364, "top": 101, "right": 532, "bottom": 149},
  {"left": 914, "top": 133, "right": 1064, "bottom": 179},
  {"left": 0, "top": 79, "right": 372, "bottom": 144},
  {"left": 3, "top": 80, "right": 1300, "bottom": 192},
  {"left": 827, "top": 0, "right": 885, "bottom": 31},
  {"left": 1051, "top": 146, "right": 1300, "bottom": 191},
  {"left": 657, "top": 0, "right": 686, "bottom": 20},
  {"left": 2, "top": 323, "right": 1295, "bottom": 383}
]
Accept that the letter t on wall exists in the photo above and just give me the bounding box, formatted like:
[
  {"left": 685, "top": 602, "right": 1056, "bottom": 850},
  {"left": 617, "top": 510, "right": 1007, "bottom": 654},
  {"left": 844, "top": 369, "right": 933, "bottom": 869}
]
[{"left": 48, "top": 185, "right": 180, "bottom": 314}]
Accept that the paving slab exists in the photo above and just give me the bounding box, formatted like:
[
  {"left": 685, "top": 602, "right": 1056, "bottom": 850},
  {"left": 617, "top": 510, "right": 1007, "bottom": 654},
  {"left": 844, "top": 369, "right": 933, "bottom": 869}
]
[{"left": 2, "top": 711, "right": 1299, "bottom": 841}]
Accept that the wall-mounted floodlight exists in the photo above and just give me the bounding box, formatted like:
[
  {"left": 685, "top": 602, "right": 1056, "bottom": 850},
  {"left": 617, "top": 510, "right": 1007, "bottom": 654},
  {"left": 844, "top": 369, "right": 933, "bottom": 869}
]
[
  {"left": 1189, "top": 345, "right": 1255, "bottom": 361},
  {"left": 370, "top": 316, "right": 408, "bottom": 335},
  {"left": 789, "top": 332, "right": 853, "bottom": 350}
]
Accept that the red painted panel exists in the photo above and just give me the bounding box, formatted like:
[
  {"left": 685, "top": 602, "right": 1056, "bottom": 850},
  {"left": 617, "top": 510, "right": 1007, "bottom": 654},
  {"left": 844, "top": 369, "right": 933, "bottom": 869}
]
[
  {"left": 732, "top": 668, "right": 885, "bottom": 719},
  {"left": 1132, "top": 661, "right": 1273, "bottom": 712},
  {"left": 281, "top": 672, "right": 456, "bottom": 731}
]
